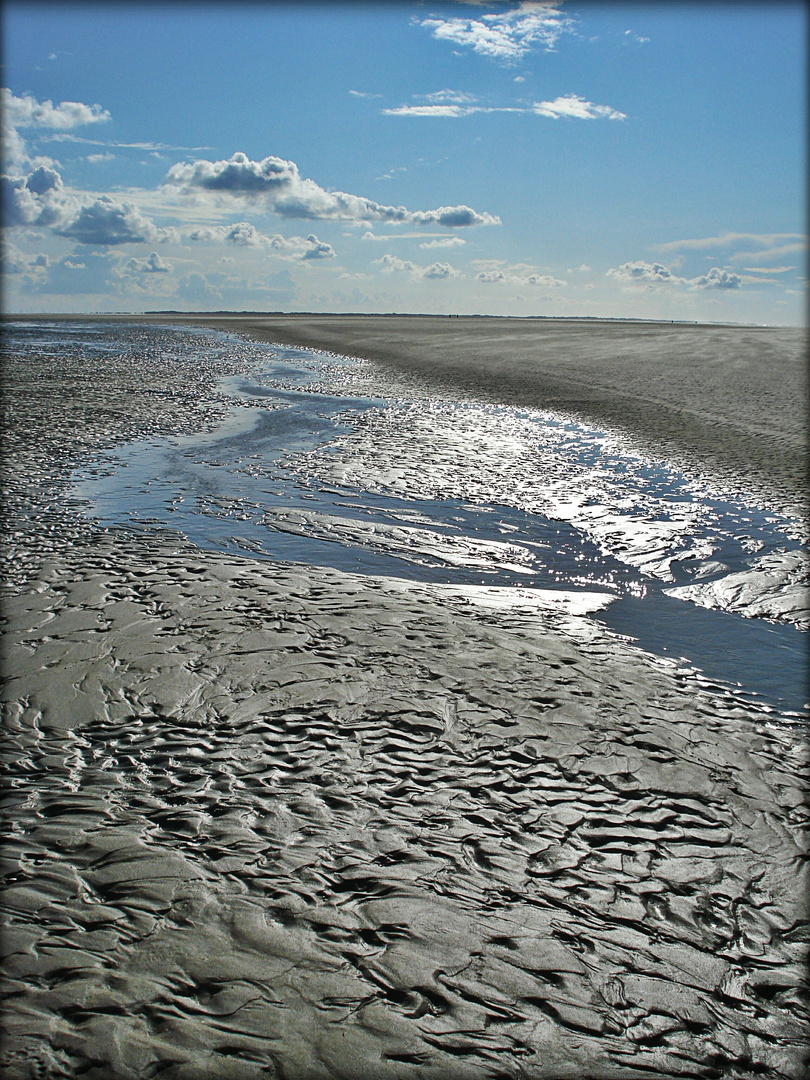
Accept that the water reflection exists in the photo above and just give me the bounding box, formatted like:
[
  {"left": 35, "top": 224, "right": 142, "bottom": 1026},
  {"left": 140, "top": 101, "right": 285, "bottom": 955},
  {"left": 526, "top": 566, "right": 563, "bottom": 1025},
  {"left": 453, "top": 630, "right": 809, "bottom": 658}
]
[{"left": 70, "top": 333, "right": 808, "bottom": 716}]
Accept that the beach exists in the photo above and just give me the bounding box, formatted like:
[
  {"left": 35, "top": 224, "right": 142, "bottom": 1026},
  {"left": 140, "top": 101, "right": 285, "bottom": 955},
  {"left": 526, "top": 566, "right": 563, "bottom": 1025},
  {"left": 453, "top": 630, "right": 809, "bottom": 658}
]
[
  {"left": 177, "top": 315, "right": 808, "bottom": 522},
  {"left": 1, "top": 315, "right": 808, "bottom": 1079}
]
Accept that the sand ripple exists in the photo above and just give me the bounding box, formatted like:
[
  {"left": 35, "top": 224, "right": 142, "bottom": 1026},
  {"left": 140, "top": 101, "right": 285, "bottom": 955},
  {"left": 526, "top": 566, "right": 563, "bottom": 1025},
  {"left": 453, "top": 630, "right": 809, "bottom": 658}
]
[
  {"left": 2, "top": 539, "right": 808, "bottom": 1079},
  {"left": 2, "top": 321, "right": 807, "bottom": 1078}
]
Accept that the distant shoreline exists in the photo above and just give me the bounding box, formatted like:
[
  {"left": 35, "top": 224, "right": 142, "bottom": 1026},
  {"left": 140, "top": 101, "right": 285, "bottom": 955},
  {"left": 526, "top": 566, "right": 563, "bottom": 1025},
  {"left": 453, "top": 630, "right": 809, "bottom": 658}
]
[{"left": 4, "top": 311, "right": 807, "bottom": 522}]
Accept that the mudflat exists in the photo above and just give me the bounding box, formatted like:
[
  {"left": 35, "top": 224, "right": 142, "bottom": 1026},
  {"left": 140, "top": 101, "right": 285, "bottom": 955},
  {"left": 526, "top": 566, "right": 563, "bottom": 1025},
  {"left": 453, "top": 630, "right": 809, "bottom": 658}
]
[
  {"left": 1, "top": 316, "right": 808, "bottom": 1079},
  {"left": 168, "top": 314, "right": 808, "bottom": 519}
]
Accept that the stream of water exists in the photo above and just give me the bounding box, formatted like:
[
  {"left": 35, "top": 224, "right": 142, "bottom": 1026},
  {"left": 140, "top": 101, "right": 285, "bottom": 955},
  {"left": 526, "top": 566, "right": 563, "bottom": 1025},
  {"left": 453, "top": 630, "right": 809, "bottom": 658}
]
[{"left": 55, "top": 325, "right": 808, "bottom": 718}]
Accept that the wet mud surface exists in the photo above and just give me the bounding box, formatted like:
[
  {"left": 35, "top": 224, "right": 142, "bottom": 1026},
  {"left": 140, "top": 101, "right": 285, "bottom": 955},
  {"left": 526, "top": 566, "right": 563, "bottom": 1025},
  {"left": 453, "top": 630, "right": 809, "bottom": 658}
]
[{"left": 1, "top": 320, "right": 808, "bottom": 1079}]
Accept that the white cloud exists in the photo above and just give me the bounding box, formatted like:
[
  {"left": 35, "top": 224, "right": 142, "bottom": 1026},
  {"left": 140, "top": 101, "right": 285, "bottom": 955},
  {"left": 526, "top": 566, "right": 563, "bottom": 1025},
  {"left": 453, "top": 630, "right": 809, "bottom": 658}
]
[
  {"left": 659, "top": 232, "right": 806, "bottom": 254},
  {"left": 189, "top": 221, "right": 336, "bottom": 260},
  {"left": 2, "top": 87, "right": 112, "bottom": 172},
  {"left": 607, "top": 261, "right": 681, "bottom": 286},
  {"left": 3, "top": 88, "right": 111, "bottom": 130},
  {"left": 384, "top": 104, "right": 473, "bottom": 118},
  {"left": 56, "top": 196, "right": 167, "bottom": 246},
  {"left": 420, "top": 90, "right": 479, "bottom": 105},
  {"left": 375, "top": 165, "right": 408, "bottom": 181},
  {"left": 190, "top": 221, "right": 263, "bottom": 245},
  {"left": 534, "top": 94, "right": 626, "bottom": 120},
  {"left": 374, "top": 253, "right": 461, "bottom": 280},
  {"left": 420, "top": 237, "right": 466, "bottom": 250},
  {"left": 125, "top": 251, "right": 172, "bottom": 274},
  {"left": 418, "top": 3, "right": 575, "bottom": 63},
  {"left": 690, "top": 267, "right": 742, "bottom": 290},
  {"left": 607, "top": 260, "right": 742, "bottom": 290},
  {"left": 44, "top": 134, "right": 211, "bottom": 153},
  {"left": 1, "top": 243, "right": 49, "bottom": 276},
  {"left": 273, "top": 233, "right": 336, "bottom": 260},
  {"left": 86, "top": 152, "right": 115, "bottom": 164},
  {"left": 384, "top": 92, "right": 624, "bottom": 122},
  {"left": 2, "top": 170, "right": 73, "bottom": 228},
  {"left": 743, "top": 265, "right": 795, "bottom": 274},
  {"left": 164, "top": 152, "right": 499, "bottom": 228},
  {"left": 476, "top": 267, "right": 566, "bottom": 287},
  {"left": 361, "top": 230, "right": 459, "bottom": 243}
]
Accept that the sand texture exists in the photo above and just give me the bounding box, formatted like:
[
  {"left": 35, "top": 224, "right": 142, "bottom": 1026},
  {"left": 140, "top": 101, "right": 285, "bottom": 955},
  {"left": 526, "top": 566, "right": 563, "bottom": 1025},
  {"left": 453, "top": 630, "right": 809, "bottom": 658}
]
[{"left": 1, "top": 317, "right": 808, "bottom": 1079}]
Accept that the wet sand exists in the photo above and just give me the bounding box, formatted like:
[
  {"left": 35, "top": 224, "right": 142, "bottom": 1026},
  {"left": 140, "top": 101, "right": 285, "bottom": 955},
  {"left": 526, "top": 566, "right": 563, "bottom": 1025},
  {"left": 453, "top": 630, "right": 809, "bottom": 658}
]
[
  {"left": 1, "top": 316, "right": 808, "bottom": 1079},
  {"left": 173, "top": 315, "right": 808, "bottom": 522}
]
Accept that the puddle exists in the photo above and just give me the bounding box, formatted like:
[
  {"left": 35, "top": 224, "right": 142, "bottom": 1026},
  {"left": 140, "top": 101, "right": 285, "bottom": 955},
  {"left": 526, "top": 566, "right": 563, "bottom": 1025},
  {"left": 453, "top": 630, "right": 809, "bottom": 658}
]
[{"left": 56, "top": 325, "right": 809, "bottom": 718}]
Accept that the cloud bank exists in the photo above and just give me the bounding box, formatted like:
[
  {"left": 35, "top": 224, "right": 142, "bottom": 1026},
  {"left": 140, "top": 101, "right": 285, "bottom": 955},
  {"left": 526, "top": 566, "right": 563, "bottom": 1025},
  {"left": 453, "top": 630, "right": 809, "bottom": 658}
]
[
  {"left": 476, "top": 268, "right": 566, "bottom": 288},
  {"left": 164, "top": 152, "right": 499, "bottom": 227},
  {"left": 189, "top": 222, "right": 336, "bottom": 259},
  {"left": 607, "top": 260, "right": 742, "bottom": 290},
  {"left": 374, "top": 253, "right": 462, "bottom": 280}
]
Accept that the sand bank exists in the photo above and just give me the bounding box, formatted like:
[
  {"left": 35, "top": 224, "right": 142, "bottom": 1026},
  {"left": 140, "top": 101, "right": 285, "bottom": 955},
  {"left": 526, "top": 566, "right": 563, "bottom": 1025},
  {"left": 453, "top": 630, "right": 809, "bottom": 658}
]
[{"left": 1, "top": 318, "right": 808, "bottom": 1078}]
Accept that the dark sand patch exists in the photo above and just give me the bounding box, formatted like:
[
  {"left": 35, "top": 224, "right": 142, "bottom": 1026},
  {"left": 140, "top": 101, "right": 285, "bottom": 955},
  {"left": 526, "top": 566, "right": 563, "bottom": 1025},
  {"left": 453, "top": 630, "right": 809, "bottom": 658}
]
[{"left": 1, "top": 318, "right": 808, "bottom": 1078}]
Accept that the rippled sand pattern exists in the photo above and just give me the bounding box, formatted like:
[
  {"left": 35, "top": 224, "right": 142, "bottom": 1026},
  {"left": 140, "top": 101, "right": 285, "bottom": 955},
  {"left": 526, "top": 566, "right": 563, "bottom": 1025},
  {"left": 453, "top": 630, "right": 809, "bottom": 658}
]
[
  {"left": 2, "top": 541, "right": 808, "bottom": 1079},
  {"left": 1, "top": 320, "right": 808, "bottom": 1079}
]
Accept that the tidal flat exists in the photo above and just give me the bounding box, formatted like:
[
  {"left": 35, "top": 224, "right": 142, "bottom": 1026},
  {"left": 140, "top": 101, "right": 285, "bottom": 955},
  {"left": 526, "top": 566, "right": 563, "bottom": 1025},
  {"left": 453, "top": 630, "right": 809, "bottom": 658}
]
[{"left": 1, "top": 315, "right": 808, "bottom": 1080}]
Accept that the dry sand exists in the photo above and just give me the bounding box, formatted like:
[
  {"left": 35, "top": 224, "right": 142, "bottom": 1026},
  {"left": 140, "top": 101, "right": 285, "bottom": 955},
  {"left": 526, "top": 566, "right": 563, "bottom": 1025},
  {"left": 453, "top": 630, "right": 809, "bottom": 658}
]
[{"left": 1, "top": 315, "right": 808, "bottom": 1079}]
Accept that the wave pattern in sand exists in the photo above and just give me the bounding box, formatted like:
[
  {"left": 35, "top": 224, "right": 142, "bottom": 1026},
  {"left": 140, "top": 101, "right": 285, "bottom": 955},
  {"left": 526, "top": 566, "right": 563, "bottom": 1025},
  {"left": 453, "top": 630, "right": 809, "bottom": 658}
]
[{"left": 2, "top": 542, "right": 808, "bottom": 1079}]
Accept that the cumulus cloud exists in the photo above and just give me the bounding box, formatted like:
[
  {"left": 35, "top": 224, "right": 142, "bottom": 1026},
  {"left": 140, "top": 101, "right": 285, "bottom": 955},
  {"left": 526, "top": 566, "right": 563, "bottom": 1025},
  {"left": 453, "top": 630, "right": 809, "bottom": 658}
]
[
  {"left": 33, "top": 251, "right": 119, "bottom": 296},
  {"left": 55, "top": 196, "right": 165, "bottom": 246},
  {"left": 691, "top": 267, "right": 742, "bottom": 290},
  {"left": 1, "top": 243, "right": 49, "bottom": 275},
  {"left": 164, "top": 152, "right": 499, "bottom": 228},
  {"left": 533, "top": 94, "right": 626, "bottom": 120},
  {"left": 418, "top": 3, "right": 575, "bottom": 63},
  {"left": 607, "top": 261, "right": 682, "bottom": 286},
  {"left": 3, "top": 88, "right": 111, "bottom": 131},
  {"left": 176, "top": 272, "right": 221, "bottom": 305},
  {"left": 24, "top": 165, "right": 62, "bottom": 195},
  {"left": 476, "top": 267, "right": 566, "bottom": 288},
  {"left": 189, "top": 221, "right": 336, "bottom": 259},
  {"left": 125, "top": 252, "right": 172, "bottom": 274},
  {"left": 269, "top": 232, "right": 336, "bottom": 260},
  {"left": 190, "top": 221, "right": 263, "bottom": 246},
  {"left": 607, "top": 260, "right": 742, "bottom": 290},
  {"left": 374, "top": 253, "right": 461, "bottom": 280},
  {"left": 2, "top": 171, "right": 73, "bottom": 227}
]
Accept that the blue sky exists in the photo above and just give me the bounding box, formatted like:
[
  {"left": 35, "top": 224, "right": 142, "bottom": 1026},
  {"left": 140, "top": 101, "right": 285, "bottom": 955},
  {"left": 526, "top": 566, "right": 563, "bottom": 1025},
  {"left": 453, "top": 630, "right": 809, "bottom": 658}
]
[{"left": 2, "top": 2, "right": 806, "bottom": 323}]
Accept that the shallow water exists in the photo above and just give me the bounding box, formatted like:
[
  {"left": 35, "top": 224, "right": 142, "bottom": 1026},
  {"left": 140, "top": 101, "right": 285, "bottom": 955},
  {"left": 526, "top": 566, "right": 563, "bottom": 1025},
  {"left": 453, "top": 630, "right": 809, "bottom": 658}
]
[{"left": 58, "top": 324, "right": 808, "bottom": 717}]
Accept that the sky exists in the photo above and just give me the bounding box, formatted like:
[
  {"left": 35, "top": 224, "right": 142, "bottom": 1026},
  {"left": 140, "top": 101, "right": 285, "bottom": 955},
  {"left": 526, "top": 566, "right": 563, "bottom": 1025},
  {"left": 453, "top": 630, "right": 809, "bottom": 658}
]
[{"left": 2, "top": 1, "right": 806, "bottom": 324}]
